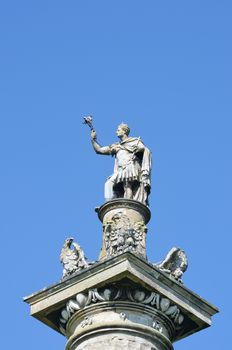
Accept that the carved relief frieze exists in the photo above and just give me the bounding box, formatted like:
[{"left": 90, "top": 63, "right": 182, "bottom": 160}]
[{"left": 103, "top": 212, "right": 147, "bottom": 258}]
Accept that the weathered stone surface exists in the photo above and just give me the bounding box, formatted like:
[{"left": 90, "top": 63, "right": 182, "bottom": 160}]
[
  {"left": 97, "top": 199, "right": 150, "bottom": 260},
  {"left": 97, "top": 199, "right": 151, "bottom": 224},
  {"left": 65, "top": 301, "right": 174, "bottom": 350},
  {"left": 24, "top": 252, "right": 218, "bottom": 347},
  {"left": 59, "top": 285, "right": 183, "bottom": 336},
  {"left": 68, "top": 331, "right": 172, "bottom": 350}
]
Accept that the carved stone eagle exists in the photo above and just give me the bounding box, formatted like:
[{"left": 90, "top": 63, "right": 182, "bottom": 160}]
[
  {"left": 155, "top": 247, "right": 188, "bottom": 283},
  {"left": 60, "top": 237, "right": 89, "bottom": 279}
]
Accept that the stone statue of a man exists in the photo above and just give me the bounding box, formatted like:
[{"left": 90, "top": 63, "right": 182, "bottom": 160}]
[{"left": 91, "top": 123, "right": 152, "bottom": 205}]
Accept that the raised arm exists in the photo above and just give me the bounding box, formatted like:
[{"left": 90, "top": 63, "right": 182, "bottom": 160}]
[{"left": 91, "top": 130, "right": 112, "bottom": 155}]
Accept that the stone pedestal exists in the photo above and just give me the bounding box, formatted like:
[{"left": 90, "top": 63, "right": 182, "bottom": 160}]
[
  {"left": 24, "top": 253, "right": 218, "bottom": 350},
  {"left": 97, "top": 199, "right": 151, "bottom": 260}
]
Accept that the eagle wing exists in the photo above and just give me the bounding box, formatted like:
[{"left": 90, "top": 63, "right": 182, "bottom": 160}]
[{"left": 156, "top": 247, "right": 188, "bottom": 281}]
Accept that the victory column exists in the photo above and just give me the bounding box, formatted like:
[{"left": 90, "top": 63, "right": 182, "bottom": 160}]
[{"left": 24, "top": 117, "right": 218, "bottom": 350}]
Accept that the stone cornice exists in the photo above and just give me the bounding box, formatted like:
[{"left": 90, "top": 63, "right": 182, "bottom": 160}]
[
  {"left": 24, "top": 253, "right": 218, "bottom": 317},
  {"left": 24, "top": 252, "right": 218, "bottom": 342}
]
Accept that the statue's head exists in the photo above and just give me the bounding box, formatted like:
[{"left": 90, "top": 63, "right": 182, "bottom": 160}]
[
  {"left": 65, "top": 237, "right": 74, "bottom": 246},
  {"left": 116, "top": 123, "right": 130, "bottom": 137}
]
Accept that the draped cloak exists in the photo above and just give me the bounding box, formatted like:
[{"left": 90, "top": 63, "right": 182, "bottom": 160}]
[{"left": 108, "top": 137, "right": 152, "bottom": 205}]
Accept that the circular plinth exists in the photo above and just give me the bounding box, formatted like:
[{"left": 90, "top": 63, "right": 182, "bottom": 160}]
[{"left": 97, "top": 199, "right": 151, "bottom": 224}]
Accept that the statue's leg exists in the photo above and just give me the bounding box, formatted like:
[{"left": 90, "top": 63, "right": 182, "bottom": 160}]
[
  {"left": 123, "top": 181, "right": 133, "bottom": 199},
  {"left": 104, "top": 177, "right": 116, "bottom": 201}
]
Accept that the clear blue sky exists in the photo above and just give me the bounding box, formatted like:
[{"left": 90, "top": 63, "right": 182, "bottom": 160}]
[{"left": 0, "top": 1, "right": 230, "bottom": 349}]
